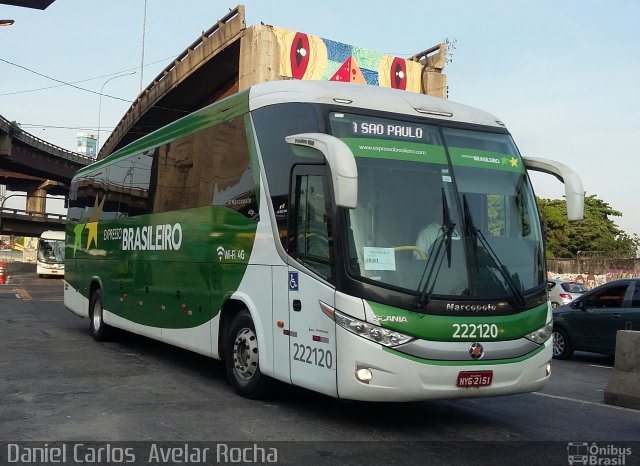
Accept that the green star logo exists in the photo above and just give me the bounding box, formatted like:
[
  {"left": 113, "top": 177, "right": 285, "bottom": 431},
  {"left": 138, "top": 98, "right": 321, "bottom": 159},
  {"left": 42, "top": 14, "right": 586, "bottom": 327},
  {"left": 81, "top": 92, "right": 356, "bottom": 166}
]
[
  {"left": 72, "top": 195, "right": 105, "bottom": 256},
  {"left": 73, "top": 223, "right": 85, "bottom": 257}
]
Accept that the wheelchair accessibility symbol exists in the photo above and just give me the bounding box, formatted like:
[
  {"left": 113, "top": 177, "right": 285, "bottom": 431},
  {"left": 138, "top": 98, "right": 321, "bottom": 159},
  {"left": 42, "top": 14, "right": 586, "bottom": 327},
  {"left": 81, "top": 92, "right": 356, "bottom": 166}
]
[{"left": 289, "top": 272, "right": 299, "bottom": 291}]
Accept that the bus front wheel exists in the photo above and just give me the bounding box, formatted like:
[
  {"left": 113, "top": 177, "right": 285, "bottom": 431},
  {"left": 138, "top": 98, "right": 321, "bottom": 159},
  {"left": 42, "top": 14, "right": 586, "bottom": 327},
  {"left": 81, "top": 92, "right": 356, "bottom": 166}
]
[
  {"left": 89, "top": 289, "right": 113, "bottom": 342},
  {"left": 224, "top": 309, "right": 272, "bottom": 399}
]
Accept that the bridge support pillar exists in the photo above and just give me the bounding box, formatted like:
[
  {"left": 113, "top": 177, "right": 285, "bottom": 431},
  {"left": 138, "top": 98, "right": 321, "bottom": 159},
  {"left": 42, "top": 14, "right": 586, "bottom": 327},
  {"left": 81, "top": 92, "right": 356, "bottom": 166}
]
[
  {"left": 0, "top": 133, "right": 11, "bottom": 157},
  {"left": 26, "top": 188, "right": 47, "bottom": 217},
  {"left": 25, "top": 180, "right": 65, "bottom": 218}
]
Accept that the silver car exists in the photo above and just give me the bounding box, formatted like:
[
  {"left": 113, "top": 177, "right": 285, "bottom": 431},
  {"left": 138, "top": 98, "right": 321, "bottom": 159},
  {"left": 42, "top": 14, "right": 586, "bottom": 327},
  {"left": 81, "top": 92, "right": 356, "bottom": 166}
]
[{"left": 547, "top": 279, "right": 589, "bottom": 309}]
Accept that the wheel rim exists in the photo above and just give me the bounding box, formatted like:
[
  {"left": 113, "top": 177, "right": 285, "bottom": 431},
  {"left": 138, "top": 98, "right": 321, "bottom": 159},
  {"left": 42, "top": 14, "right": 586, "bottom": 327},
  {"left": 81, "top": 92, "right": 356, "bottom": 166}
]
[
  {"left": 551, "top": 302, "right": 559, "bottom": 309},
  {"left": 92, "top": 299, "right": 102, "bottom": 332},
  {"left": 233, "top": 327, "right": 258, "bottom": 381},
  {"left": 552, "top": 331, "right": 564, "bottom": 356}
]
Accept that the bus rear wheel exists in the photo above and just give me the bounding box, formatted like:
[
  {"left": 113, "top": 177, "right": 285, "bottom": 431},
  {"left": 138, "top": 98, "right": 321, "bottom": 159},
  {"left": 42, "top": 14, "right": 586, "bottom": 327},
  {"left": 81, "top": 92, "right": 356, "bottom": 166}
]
[
  {"left": 89, "top": 289, "right": 113, "bottom": 342},
  {"left": 224, "top": 309, "right": 272, "bottom": 399}
]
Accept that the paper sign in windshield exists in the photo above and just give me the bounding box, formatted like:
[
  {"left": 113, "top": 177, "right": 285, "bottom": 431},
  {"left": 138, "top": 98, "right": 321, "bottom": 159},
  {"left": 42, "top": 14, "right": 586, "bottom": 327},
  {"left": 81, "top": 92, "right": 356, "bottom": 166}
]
[{"left": 363, "top": 247, "right": 396, "bottom": 271}]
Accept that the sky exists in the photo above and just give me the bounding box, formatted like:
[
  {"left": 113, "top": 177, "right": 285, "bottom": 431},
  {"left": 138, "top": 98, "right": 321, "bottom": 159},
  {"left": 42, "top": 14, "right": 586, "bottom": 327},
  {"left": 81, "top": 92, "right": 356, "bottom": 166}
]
[{"left": 1, "top": 0, "right": 639, "bottom": 238}]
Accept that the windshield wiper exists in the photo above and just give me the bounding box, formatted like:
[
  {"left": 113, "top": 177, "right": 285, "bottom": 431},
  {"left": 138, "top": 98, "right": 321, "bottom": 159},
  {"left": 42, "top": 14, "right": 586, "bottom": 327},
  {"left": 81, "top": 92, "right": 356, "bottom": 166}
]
[
  {"left": 462, "top": 195, "right": 526, "bottom": 309},
  {"left": 417, "top": 189, "right": 455, "bottom": 309}
]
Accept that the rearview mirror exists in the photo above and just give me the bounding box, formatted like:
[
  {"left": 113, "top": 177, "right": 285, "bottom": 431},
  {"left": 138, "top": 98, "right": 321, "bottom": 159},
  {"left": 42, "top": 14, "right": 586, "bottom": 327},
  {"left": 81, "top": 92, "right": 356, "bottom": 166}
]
[
  {"left": 522, "top": 157, "right": 584, "bottom": 222},
  {"left": 285, "top": 133, "right": 358, "bottom": 208}
]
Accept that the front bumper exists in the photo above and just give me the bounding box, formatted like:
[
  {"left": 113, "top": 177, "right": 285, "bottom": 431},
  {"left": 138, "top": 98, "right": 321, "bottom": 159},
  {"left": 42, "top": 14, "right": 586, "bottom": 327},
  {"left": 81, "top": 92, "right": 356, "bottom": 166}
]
[{"left": 336, "top": 325, "right": 552, "bottom": 401}]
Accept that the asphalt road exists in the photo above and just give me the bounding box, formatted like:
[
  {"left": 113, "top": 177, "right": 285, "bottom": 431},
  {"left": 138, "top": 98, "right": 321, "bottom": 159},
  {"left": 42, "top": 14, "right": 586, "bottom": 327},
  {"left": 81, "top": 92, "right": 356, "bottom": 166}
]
[{"left": 0, "top": 263, "right": 638, "bottom": 465}]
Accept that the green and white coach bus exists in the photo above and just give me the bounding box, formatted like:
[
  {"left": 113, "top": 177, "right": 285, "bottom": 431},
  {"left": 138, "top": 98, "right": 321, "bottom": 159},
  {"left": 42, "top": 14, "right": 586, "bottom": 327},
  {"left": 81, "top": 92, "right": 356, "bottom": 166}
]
[{"left": 64, "top": 80, "right": 584, "bottom": 401}]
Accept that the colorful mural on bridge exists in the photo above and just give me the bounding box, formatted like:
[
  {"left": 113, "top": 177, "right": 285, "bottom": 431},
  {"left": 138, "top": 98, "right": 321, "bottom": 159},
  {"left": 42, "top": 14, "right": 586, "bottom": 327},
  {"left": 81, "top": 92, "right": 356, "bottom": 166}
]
[{"left": 272, "top": 27, "right": 424, "bottom": 93}]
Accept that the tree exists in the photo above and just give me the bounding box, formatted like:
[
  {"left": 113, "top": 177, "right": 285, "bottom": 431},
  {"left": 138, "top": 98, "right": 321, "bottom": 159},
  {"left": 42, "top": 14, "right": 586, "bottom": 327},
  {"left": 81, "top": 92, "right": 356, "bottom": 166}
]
[
  {"left": 537, "top": 195, "right": 639, "bottom": 258},
  {"left": 8, "top": 120, "right": 22, "bottom": 137}
]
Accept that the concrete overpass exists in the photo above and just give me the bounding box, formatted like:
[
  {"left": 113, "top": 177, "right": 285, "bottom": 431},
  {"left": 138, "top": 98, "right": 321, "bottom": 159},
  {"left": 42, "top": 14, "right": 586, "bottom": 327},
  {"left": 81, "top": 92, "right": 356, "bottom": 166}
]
[
  {"left": 0, "top": 203, "right": 66, "bottom": 236},
  {"left": 0, "top": 114, "right": 92, "bottom": 236},
  {"left": 2, "top": 4, "right": 246, "bottom": 236},
  {"left": 0, "top": 1, "right": 56, "bottom": 10},
  {"left": 0, "top": 0, "right": 75, "bottom": 237},
  {"left": 97, "top": 5, "right": 447, "bottom": 160},
  {"left": 98, "top": 6, "right": 246, "bottom": 159},
  {"left": 0, "top": 4, "right": 445, "bottom": 237}
]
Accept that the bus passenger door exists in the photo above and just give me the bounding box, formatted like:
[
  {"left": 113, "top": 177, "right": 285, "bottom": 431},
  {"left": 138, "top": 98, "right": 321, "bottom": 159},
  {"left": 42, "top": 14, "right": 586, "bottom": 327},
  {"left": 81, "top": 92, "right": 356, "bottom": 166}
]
[{"left": 287, "top": 166, "right": 338, "bottom": 397}]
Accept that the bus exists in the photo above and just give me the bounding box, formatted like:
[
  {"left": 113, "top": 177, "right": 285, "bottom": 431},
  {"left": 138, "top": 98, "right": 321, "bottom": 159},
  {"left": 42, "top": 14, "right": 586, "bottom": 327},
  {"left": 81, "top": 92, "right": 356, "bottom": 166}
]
[
  {"left": 64, "top": 80, "right": 584, "bottom": 401},
  {"left": 37, "top": 230, "right": 65, "bottom": 277}
]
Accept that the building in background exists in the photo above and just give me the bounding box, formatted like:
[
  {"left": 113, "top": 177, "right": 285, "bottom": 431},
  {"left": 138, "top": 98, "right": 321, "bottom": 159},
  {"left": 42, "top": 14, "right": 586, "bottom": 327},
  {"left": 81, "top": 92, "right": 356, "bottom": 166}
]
[{"left": 76, "top": 132, "right": 97, "bottom": 158}]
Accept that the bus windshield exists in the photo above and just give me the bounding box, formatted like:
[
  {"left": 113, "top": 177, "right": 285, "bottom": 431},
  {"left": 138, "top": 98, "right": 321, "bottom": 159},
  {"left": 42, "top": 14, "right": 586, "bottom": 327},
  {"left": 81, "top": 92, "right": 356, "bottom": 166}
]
[
  {"left": 330, "top": 112, "right": 545, "bottom": 300},
  {"left": 37, "top": 238, "right": 65, "bottom": 264}
]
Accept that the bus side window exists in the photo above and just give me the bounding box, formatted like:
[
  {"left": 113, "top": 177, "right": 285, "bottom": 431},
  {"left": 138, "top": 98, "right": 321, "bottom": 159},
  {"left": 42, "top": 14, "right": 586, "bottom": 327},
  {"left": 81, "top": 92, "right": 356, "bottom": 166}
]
[
  {"left": 128, "top": 152, "right": 152, "bottom": 216},
  {"left": 107, "top": 159, "right": 133, "bottom": 218},
  {"left": 251, "top": 103, "right": 323, "bottom": 248},
  {"left": 289, "top": 166, "right": 333, "bottom": 281},
  {"left": 67, "top": 179, "right": 82, "bottom": 222},
  {"left": 148, "top": 116, "right": 256, "bottom": 217},
  {"left": 73, "top": 175, "right": 105, "bottom": 222}
]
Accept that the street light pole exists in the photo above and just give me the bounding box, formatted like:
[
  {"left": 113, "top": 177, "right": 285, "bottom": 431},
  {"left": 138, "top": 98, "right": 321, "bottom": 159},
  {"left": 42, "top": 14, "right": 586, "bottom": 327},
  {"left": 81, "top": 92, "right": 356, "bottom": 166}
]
[
  {"left": 140, "top": 0, "right": 147, "bottom": 92},
  {"left": 97, "top": 71, "right": 136, "bottom": 155}
]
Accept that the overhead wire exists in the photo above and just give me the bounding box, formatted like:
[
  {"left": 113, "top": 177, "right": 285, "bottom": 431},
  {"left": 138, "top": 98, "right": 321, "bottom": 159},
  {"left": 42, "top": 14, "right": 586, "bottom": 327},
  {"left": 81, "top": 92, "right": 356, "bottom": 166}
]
[
  {"left": 19, "top": 125, "right": 152, "bottom": 138},
  {"left": 0, "top": 57, "right": 132, "bottom": 103},
  {"left": 0, "top": 55, "right": 176, "bottom": 97},
  {"left": 0, "top": 57, "right": 189, "bottom": 112},
  {"left": 0, "top": 54, "right": 190, "bottom": 139}
]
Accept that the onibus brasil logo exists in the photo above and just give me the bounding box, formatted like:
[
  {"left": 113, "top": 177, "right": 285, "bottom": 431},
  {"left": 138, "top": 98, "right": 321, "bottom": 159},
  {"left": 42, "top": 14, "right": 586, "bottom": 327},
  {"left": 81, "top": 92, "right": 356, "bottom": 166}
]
[{"left": 72, "top": 195, "right": 182, "bottom": 256}]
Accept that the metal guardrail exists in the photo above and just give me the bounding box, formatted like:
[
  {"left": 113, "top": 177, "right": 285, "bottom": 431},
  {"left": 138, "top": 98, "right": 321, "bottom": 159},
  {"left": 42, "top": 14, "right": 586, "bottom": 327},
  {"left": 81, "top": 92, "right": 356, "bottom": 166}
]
[
  {"left": 0, "top": 194, "right": 67, "bottom": 235},
  {"left": 0, "top": 208, "right": 66, "bottom": 222},
  {"left": 0, "top": 207, "right": 66, "bottom": 237},
  {"left": 0, "top": 113, "right": 93, "bottom": 166},
  {"left": 137, "top": 6, "right": 244, "bottom": 105}
]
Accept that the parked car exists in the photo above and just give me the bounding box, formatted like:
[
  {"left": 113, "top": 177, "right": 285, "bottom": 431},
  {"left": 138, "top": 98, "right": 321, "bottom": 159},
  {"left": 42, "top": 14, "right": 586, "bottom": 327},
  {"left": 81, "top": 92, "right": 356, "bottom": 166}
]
[
  {"left": 547, "top": 279, "right": 589, "bottom": 309},
  {"left": 552, "top": 279, "right": 640, "bottom": 359}
]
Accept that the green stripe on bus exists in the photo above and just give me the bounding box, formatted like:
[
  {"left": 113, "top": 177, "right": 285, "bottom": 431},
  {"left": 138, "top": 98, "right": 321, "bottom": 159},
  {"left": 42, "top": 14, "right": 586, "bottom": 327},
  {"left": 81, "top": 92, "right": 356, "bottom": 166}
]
[
  {"left": 340, "top": 137, "right": 448, "bottom": 164},
  {"left": 66, "top": 205, "right": 256, "bottom": 329},
  {"left": 368, "top": 300, "right": 548, "bottom": 341},
  {"left": 447, "top": 147, "right": 525, "bottom": 174}
]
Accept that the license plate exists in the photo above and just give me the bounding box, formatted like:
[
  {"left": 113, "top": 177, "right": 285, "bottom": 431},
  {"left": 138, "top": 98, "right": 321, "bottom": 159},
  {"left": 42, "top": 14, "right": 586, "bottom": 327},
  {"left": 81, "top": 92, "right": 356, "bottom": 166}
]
[{"left": 456, "top": 370, "right": 493, "bottom": 388}]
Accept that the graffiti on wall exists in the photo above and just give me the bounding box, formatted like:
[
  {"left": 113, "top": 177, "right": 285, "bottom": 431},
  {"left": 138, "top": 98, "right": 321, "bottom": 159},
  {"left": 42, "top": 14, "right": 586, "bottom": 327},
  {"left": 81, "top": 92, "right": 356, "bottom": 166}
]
[
  {"left": 548, "top": 270, "right": 639, "bottom": 288},
  {"left": 272, "top": 27, "right": 425, "bottom": 93},
  {"left": 605, "top": 269, "right": 640, "bottom": 281}
]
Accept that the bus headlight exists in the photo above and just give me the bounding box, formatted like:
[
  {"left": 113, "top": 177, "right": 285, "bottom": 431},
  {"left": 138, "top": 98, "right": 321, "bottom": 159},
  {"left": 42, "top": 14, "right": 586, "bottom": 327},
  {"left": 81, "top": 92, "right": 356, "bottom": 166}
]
[
  {"left": 334, "top": 310, "right": 414, "bottom": 347},
  {"left": 525, "top": 320, "right": 553, "bottom": 344}
]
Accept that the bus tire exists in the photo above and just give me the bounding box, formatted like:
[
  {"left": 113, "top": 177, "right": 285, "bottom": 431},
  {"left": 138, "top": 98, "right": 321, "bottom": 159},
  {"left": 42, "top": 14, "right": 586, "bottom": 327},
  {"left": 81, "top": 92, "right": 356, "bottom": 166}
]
[
  {"left": 224, "top": 309, "right": 272, "bottom": 399},
  {"left": 89, "top": 289, "right": 113, "bottom": 342},
  {"left": 552, "top": 327, "right": 573, "bottom": 360}
]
